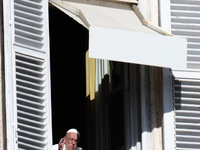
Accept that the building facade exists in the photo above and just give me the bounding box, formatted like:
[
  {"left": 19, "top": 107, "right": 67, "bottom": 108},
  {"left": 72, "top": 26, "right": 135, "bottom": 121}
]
[{"left": 0, "top": 0, "right": 199, "bottom": 150}]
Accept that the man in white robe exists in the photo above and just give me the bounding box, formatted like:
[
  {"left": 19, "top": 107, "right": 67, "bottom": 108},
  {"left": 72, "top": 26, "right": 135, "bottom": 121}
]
[{"left": 52, "top": 128, "right": 83, "bottom": 150}]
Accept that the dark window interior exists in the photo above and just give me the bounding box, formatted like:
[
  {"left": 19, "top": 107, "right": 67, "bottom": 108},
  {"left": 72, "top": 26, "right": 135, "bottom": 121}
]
[
  {"left": 49, "top": 6, "right": 88, "bottom": 149},
  {"left": 109, "top": 62, "right": 125, "bottom": 150}
]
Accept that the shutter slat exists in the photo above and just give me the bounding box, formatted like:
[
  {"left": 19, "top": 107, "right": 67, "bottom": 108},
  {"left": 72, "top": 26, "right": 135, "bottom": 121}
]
[
  {"left": 188, "top": 43, "right": 200, "bottom": 49},
  {"left": 15, "top": 28, "right": 43, "bottom": 42},
  {"left": 175, "top": 91, "right": 200, "bottom": 95},
  {"left": 171, "top": 4, "right": 200, "bottom": 11},
  {"left": 176, "top": 148, "right": 199, "bottom": 150},
  {"left": 17, "top": 103, "right": 46, "bottom": 114},
  {"left": 175, "top": 78, "right": 200, "bottom": 82},
  {"left": 15, "top": 22, "right": 43, "bottom": 35},
  {"left": 188, "top": 50, "right": 200, "bottom": 56},
  {"left": 171, "top": 16, "right": 200, "bottom": 23},
  {"left": 17, "top": 97, "right": 45, "bottom": 108},
  {"left": 18, "top": 124, "right": 47, "bottom": 138},
  {"left": 171, "top": 29, "right": 200, "bottom": 36},
  {"left": 18, "top": 136, "right": 46, "bottom": 148},
  {"left": 17, "top": 79, "right": 45, "bottom": 91},
  {"left": 18, "top": 122, "right": 47, "bottom": 133},
  {"left": 17, "top": 91, "right": 46, "bottom": 103},
  {"left": 176, "top": 141, "right": 200, "bottom": 146},
  {"left": 16, "top": 67, "right": 45, "bottom": 80},
  {"left": 175, "top": 103, "right": 200, "bottom": 110},
  {"left": 176, "top": 110, "right": 200, "bottom": 115},
  {"left": 176, "top": 116, "right": 200, "bottom": 122},
  {"left": 16, "top": 57, "right": 45, "bottom": 69},
  {"left": 176, "top": 123, "right": 200, "bottom": 130},
  {"left": 18, "top": 141, "right": 46, "bottom": 150},
  {"left": 171, "top": 11, "right": 200, "bottom": 18},
  {"left": 188, "top": 55, "right": 200, "bottom": 63},
  {"left": 19, "top": 127, "right": 47, "bottom": 138},
  {"left": 14, "top": 2, "right": 43, "bottom": 15},
  {"left": 18, "top": 135, "right": 47, "bottom": 146},
  {"left": 177, "top": 141, "right": 200, "bottom": 146},
  {"left": 171, "top": 23, "right": 200, "bottom": 31},
  {"left": 15, "top": 35, "right": 44, "bottom": 50},
  {"left": 17, "top": 116, "right": 46, "bottom": 127},
  {"left": 175, "top": 91, "right": 200, "bottom": 98},
  {"left": 176, "top": 123, "right": 200, "bottom": 128},
  {"left": 16, "top": 52, "right": 44, "bottom": 62},
  {"left": 18, "top": 110, "right": 46, "bottom": 122},
  {"left": 17, "top": 85, "right": 45, "bottom": 98},
  {"left": 175, "top": 97, "right": 200, "bottom": 103},
  {"left": 15, "top": 0, "right": 43, "bottom": 9},
  {"left": 16, "top": 72, "right": 45, "bottom": 84},
  {"left": 175, "top": 84, "right": 200, "bottom": 90},
  {"left": 171, "top": 0, "right": 200, "bottom": 5},
  {"left": 14, "top": 9, "right": 43, "bottom": 22},
  {"left": 15, "top": 16, "right": 43, "bottom": 29},
  {"left": 176, "top": 135, "right": 200, "bottom": 142}
]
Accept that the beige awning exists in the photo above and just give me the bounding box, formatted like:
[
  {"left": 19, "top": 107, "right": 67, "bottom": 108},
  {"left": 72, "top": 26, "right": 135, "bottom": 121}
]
[
  {"left": 49, "top": 0, "right": 187, "bottom": 69},
  {"left": 50, "top": 0, "right": 161, "bottom": 33}
]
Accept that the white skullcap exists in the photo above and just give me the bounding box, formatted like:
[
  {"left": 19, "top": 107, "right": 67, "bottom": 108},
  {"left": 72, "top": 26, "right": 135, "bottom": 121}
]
[{"left": 66, "top": 128, "right": 80, "bottom": 136}]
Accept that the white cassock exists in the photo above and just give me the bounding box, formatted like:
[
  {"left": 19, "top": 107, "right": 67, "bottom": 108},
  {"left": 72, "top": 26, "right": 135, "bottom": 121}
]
[{"left": 52, "top": 144, "right": 83, "bottom": 150}]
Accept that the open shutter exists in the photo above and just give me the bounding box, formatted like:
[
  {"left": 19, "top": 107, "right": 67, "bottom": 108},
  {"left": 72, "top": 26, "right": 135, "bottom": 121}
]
[
  {"left": 4, "top": 0, "right": 52, "bottom": 149},
  {"left": 171, "top": 0, "right": 200, "bottom": 69},
  {"left": 174, "top": 73, "right": 200, "bottom": 149},
  {"left": 169, "top": 0, "right": 200, "bottom": 149}
]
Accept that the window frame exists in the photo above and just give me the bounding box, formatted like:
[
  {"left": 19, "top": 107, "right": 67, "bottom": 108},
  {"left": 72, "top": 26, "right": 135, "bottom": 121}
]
[{"left": 159, "top": 1, "right": 176, "bottom": 150}]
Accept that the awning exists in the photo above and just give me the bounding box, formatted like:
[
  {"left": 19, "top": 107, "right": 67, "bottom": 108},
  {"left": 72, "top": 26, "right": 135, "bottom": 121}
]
[{"left": 49, "top": 0, "right": 187, "bottom": 69}]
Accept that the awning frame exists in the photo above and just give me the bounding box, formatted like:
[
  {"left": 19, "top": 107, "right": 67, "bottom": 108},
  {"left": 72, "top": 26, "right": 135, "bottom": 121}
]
[
  {"left": 50, "top": 0, "right": 90, "bottom": 28},
  {"left": 49, "top": 0, "right": 172, "bottom": 36}
]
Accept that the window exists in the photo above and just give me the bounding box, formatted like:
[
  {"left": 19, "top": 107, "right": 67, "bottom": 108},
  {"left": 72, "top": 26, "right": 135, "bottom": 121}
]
[{"left": 49, "top": 6, "right": 88, "bottom": 148}]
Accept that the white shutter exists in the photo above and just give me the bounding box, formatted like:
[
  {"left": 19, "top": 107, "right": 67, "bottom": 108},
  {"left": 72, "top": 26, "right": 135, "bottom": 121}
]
[
  {"left": 174, "top": 75, "right": 200, "bottom": 149},
  {"left": 170, "top": 0, "right": 200, "bottom": 69},
  {"left": 170, "top": 1, "right": 200, "bottom": 149},
  {"left": 4, "top": 0, "right": 52, "bottom": 149}
]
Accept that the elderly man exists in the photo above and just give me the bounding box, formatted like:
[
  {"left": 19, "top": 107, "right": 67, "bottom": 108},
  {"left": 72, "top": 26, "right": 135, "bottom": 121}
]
[{"left": 53, "top": 128, "right": 83, "bottom": 150}]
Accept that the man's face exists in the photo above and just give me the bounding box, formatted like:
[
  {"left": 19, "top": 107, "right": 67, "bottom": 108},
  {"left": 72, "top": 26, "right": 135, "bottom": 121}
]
[{"left": 65, "top": 132, "right": 79, "bottom": 150}]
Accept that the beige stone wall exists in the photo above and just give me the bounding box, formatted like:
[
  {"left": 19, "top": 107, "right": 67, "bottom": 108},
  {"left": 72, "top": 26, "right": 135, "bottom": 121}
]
[{"left": 148, "top": 1, "right": 164, "bottom": 150}]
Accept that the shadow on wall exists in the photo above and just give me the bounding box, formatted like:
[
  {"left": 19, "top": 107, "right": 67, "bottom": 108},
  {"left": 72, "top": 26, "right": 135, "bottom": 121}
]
[{"left": 87, "top": 64, "right": 166, "bottom": 150}]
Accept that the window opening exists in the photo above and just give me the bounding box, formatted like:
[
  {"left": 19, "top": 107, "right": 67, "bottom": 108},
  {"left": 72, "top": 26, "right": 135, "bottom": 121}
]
[{"left": 49, "top": 6, "right": 88, "bottom": 149}]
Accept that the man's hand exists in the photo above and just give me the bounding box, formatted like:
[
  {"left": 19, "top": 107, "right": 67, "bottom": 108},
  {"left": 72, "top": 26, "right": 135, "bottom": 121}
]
[{"left": 58, "top": 137, "right": 66, "bottom": 150}]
